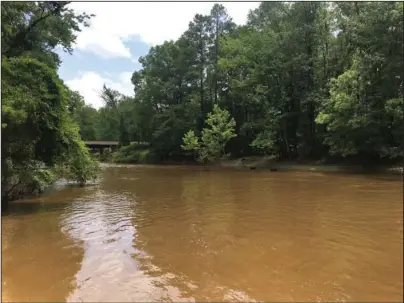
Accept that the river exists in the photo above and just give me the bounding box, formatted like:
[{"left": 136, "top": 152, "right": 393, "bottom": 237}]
[{"left": 2, "top": 165, "right": 403, "bottom": 302}]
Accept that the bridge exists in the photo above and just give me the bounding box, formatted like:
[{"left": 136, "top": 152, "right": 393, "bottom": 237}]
[
  {"left": 85, "top": 141, "right": 120, "bottom": 149},
  {"left": 84, "top": 141, "right": 149, "bottom": 153},
  {"left": 84, "top": 141, "right": 120, "bottom": 154}
]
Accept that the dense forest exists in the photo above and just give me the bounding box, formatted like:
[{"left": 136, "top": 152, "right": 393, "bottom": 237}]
[
  {"left": 1, "top": 2, "right": 403, "bottom": 204},
  {"left": 75, "top": 2, "right": 403, "bottom": 164},
  {"left": 1, "top": 2, "right": 99, "bottom": 205}
]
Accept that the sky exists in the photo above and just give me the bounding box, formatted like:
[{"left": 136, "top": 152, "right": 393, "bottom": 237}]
[{"left": 57, "top": 1, "right": 260, "bottom": 109}]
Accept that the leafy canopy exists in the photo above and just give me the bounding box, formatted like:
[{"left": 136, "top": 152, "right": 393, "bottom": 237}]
[{"left": 182, "top": 105, "right": 237, "bottom": 162}]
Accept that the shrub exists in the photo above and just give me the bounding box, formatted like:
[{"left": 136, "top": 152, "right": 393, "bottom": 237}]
[
  {"left": 181, "top": 105, "right": 237, "bottom": 163},
  {"left": 54, "top": 140, "right": 101, "bottom": 185},
  {"left": 99, "top": 149, "right": 112, "bottom": 162},
  {"left": 31, "top": 168, "right": 58, "bottom": 193},
  {"left": 112, "top": 143, "right": 156, "bottom": 164}
]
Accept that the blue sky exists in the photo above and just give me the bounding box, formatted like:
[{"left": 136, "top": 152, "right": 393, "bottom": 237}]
[{"left": 58, "top": 2, "right": 260, "bottom": 108}]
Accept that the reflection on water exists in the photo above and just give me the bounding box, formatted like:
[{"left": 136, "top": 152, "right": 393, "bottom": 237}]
[
  {"left": 2, "top": 165, "right": 403, "bottom": 302},
  {"left": 1, "top": 188, "right": 86, "bottom": 302}
]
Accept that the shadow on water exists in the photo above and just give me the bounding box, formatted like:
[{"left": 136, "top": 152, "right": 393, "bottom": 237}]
[
  {"left": 1, "top": 185, "right": 98, "bottom": 302},
  {"left": 2, "top": 200, "right": 70, "bottom": 216},
  {"left": 1, "top": 184, "right": 99, "bottom": 216}
]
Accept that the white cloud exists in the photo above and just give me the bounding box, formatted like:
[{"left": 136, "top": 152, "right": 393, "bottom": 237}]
[
  {"left": 65, "top": 71, "right": 134, "bottom": 109},
  {"left": 64, "top": 2, "right": 259, "bottom": 107},
  {"left": 69, "top": 1, "right": 259, "bottom": 59}
]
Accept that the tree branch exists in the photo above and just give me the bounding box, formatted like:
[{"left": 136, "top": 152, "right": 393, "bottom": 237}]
[{"left": 6, "top": 3, "right": 64, "bottom": 56}]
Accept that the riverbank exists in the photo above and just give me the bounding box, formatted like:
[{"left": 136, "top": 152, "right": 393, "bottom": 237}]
[
  {"left": 218, "top": 156, "right": 403, "bottom": 175},
  {"left": 107, "top": 155, "right": 403, "bottom": 176},
  {"left": 3, "top": 158, "right": 400, "bottom": 212}
]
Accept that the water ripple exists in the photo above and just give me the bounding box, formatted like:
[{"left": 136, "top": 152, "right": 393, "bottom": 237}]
[{"left": 2, "top": 167, "right": 402, "bottom": 302}]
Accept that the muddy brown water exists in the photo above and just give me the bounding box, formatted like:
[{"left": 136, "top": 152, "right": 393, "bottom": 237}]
[{"left": 2, "top": 165, "right": 403, "bottom": 302}]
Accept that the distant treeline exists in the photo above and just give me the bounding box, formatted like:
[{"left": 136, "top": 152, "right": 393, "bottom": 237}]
[{"left": 72, "top": 2, "right": 403, "bottom": 164}]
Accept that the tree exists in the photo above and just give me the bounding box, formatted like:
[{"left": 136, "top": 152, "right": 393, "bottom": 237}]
[
  {"left": 182, "top": 105, "right": 237, "bottom": 162},
  {"left": 100, "top": 85, "right": 130, "bottom": 146},
  {"left": 184, "top": 14, "right": 213, "bottom": 130},
  {"left": 1, "top": 56, "right": 99, "bottom": 202},
  {"left": 75, "top": 105, "right": 99, "bottom": 141},
  {"left": 317, "top": 2, "right": 403, "bottom": 161},
  {"left": 88, "top": 2, "right": 402, "bottom": 167},
  {"left": 2, "top": 2, "right": 93, "bottom": 66},
  {"left": 1, "top": 2, "right": 98, "bottom": 205},
  {"left": 208, "top": 4, "right": 235, "bottom": 106}
]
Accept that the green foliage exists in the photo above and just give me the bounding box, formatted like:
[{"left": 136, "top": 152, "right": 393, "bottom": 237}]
[
  {"left": 182, "top": 105, "right": 237, "bottom": 162},
  {"left": 68, "top": 2, "right": 403, "bottom": 166},
  {"left": 31, "top": 169, "right": 58, "bottom": 193},
  {"left": 151, "top": 103, "right": 199, "bottom": 160},
  {"left": 72, "top": 99, "right": 99, "bottom": 141},
  {"left": 182, "top": 130, "right": 200, "bottom": 152},
  {"left": 92, "top": 152, "right": 101, "bottom": 160},
  {"left": 1, "top": 1, "right": 98, "bottom": 202},
  {"left": 251, "top": 130, "right": 278, "bottom": 155},
  {"left": 384, "top": 98, "right": 404, "bottom": 159},
  {"left": 99, "top": 149, "right": 113, "bottom": 162},
  {"left": 1, "top": 2, "right": 93, "bottom": 66},
  {"left": 2, "top": 56, "right": 68, "bottom": 166},
  {"left": 54, "top": 138, "right": 101, "bottom": 185},
  {"left": 100, "top": 85, "right": 130, "bottom": 147},
  {"left": 317, "top": 46, "right": 402, "bottom": 159},
  {"left": 201, "top": 105, "right": 237, "bottom": 159},
  {"left": 316, "top": 61, "right": 364, "bottom": 156},
  {"left": 119, "top": 116, "right": 131, "bottom": 147},
  {"left": 112, "top": 143, "right": 155, "bottom": 164},
  {"left": 96, "top": 106, "right": 119, "bottom": 141},
  {"left": 1, "top": 160, "right": 58, "bottom": 201}
]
